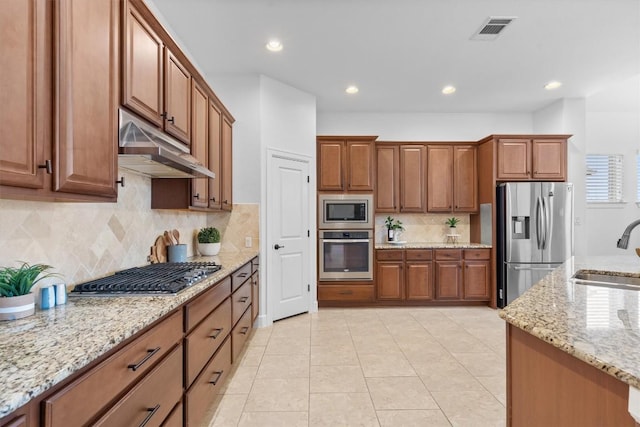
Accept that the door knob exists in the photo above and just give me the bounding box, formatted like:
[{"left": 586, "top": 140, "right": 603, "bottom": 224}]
[{"left": 274, "top": 244, "right": 285, "bottom": 250}]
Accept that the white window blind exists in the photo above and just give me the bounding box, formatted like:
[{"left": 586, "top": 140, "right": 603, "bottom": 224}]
[{"left": 585, "top": 154, "right": 623, "bottom": 203}]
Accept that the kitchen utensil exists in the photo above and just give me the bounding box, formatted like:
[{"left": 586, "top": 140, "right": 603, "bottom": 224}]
[
  {"left": 149, "top": 246, "right": 158, "bottom": 264},
  {"left": 39, "top": 286, "right": 55, "bottom": 310},
  {"left": 54, "top": 283, "right": 67, "bottom": 305},
  {"left": 635, "top": 248, "right": 640, "bottom": 258},
  {"left": 168, "top": 244, "right": 187, "bottom": 262},
  {"left": 164, "top": 230, "right": 174, "bottom": 246},
  {"left": 155, "top": 236, "right": 167, "bottom": 263},
  {"left": 172, "top": 229, "right": 180, "bottom": 245}
]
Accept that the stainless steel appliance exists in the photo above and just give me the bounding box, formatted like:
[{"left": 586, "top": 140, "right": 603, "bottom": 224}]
[
  {"left": 319, "top": 230, "right": 373, "bottom": 281},
  {"left": 319, "top": 194, "right": 373, "bottom": 229},
  {"left": 70, "top": 262, "right": 222, "bottom": 296},
  {"left": 497, "top": 182, "right": 573, "bottom": 308}
]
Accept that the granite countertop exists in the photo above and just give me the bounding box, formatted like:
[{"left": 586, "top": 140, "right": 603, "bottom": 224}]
[
  {"left": 499, "top": 255, "right": 640, "bottom": 389},
  {"left": 0, "top": 249, "right": 259, "bottom": 418},
  {"left": 375, "top": 242, "right": 492, "bottom": 249}
]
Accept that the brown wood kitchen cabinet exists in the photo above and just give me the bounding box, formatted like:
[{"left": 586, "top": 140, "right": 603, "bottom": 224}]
[
  {"left": 434, "top": 249, "right": 491, "bottom": 301},
  {"left": 375, "top": 250, "right": 434, "bottom": 301},
  {"left": 1, "top": 0, "right": 119, "bottom": 202},
  {"left": 496, "top": 137, "right": 567, "bottom": 181},
  {"left": 427, "top": 145, "right": 477, "bottom": 213},
  {"left": 399, "top": 145, "right": 427, "bottom": 212},
  {"left": 190, "top": 80, "right": 209, "bottom": 208},
  {"left": 317, "top": 136, "right": 377, "bottom": 192},
  {"left": 375, "top": 144, "right": 399, "bottom": 212}
]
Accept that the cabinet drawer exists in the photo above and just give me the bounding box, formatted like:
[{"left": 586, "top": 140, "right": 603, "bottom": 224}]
[
  {"left": 251, "top": 256, "right": 259, "bottom": 273},
  {"left": 232, "top": 280, "right": 252, "bottom": 326},
  {"left": 251, "top": 272, "right": 260, "bottom": 322},
  {"left": 232, "top": 262, "right": 252, "bottom": 292},
  {"left": 93, "top": 344, "right": 183, "bottom": 427},
  {"left": 161, "top": 401, "right": 183, "bottom": 427},
  {"left": 464, "top": 249, "right": 490, "bottom": 260},
  {"left": 317, "top": 284, "right": 375, "bottom": 301},
  {"left": 185, "top": 337, "right": 231, "bottom": 426},
  {"left": 184, "top": 276, "right": 231, "bottom": 332},
  {"left": 435, "top": 249, "right": 461, "bottom": 260},
  {"left": 376, "top": 250, "right": 403, "bottom": 261},
  {"left": 185, "top": 298, "right": 232, "bottom": 387},
  {"left": 232, "top": 307, "right": 253, "bottom": 362},
  {"left": 405, "top": 249, "right": 432, "bottom": 261},
  {"left": 43, "top": 311, "right": 182, "bottom": 427}
]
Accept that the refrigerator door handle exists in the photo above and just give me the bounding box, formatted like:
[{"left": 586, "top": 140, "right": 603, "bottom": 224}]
[
  {"left": 541, "top": 196, "right": 548, "bottom": 249},
  {"left": 535, "top": 196, "right": 543, "bottom": 249}
]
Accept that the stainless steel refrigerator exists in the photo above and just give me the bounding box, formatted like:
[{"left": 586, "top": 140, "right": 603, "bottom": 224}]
[{"left": 496, "top": 182, "right": 574, "bottom": 308}]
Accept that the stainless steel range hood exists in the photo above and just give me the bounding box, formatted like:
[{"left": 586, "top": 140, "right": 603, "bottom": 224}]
[{"left": 118, "top": 109, "right": 215, "bottom": 179}]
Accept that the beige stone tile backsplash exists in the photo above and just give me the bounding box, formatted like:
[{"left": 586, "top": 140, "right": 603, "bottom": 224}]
[
  {"left": 375, "top": 213, "right": 470, "bottom": 244},
  {"left": 0, "top": 170, "right": 259, "bottom": 287}
]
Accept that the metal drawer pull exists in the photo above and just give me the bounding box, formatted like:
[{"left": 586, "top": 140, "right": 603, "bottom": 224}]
[
  {"left": 209, "top": 328, "right": 224, "bottom": 339},
  {"left": 239, "top": 296, "right": 249, "bottom": 303},
  {"left": 127, "top": 347, "right": 161, "bottom": 371},
  {"left": 240, "top": 326, "right": 249, "bottom": 335},
  {"left": 139, "top": 404, "right": 160, "bottom": 427},
  {"left": 209, "top": 370, "right": 224, "bottom": 386},
  {"left": 237, "top": 273, "right": 248, "bottom": 278},
  {"left": 339, "top": 290, "right": 353, "bottom": 295}
]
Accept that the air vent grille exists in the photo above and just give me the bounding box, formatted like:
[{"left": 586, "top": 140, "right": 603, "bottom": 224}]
[{"left": 471, "top": 16, "right": 517, "bottom": 41}]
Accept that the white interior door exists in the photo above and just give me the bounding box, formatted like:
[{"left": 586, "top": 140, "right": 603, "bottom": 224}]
[{"left": 267, "top": 152, "right": 310, "bottom": 321}]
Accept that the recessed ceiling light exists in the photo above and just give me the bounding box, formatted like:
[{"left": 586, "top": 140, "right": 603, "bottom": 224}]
[
  {"left": 442, "top": 85, "right": 456, "bottom": 95},
  {"left": 265, "top": 39, "right": 283, "bottom": 52},
  {"left": 345, "top": 85, "right": 359, "bottom": 94},
  {"left": 544, "top": 81, "right": 562, "bottom": 90}
]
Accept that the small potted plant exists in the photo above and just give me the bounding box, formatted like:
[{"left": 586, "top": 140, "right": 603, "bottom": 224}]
[
  {"left": 446, "top": 217, "right": 460, "bottom": 229},
  {"left": 197, "top": 227, "right": 221, "bottom": 256},
  {"left": 0, "top": 262, "right": 56, "bottom": 321},
  {"left": 385, "top": 216, "right": 405, "bottom": 242}
]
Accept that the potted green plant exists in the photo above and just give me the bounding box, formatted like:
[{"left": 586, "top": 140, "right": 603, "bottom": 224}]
[
  {"left": 0, "top": 262, "right": 56, "bottom": 320},
  {"left": 197, "top": 227, "right": 221, "bottom": 256},
  {"left": 446, "top": 217, "right": 460, "bottom": 228},
  {"left": 384, "top": 216, "right": 405, "bottom": 241}
]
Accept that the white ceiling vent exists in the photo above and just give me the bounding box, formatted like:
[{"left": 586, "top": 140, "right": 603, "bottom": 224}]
[{"left": 471, "top": 16, "right": 517, "bottom": 41}]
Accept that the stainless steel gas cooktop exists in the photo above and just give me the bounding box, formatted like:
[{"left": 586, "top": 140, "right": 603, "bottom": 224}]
[{"left": 69, "top": 262, "right": 222, "bottom": 296}]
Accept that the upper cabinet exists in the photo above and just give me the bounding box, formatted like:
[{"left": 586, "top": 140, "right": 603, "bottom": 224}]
[
  {"left": 426, "top": 145, "right": 477, "bottom": 213},
  {"left": 1, "top": 0, "right": 119, "bottom": 202},
  {"left": 164, "top": 50, "right": 191, "bottom": 144},
  {"left": 399, "top": 145, "right": 426, "bottom": 212},
  {"left": 317, "top": 137, "right": 376, "bottom": 192},
  {"left": 221, "top": 116, "right": 233, "bottom": 210},
  {"left": 375, "top": 144, "right": 399, "bottom": 212},
  {"left": 496, "top": 137, "right": 567, "bottom": 181},
  {"left": 191, "top": 80, "right": 209, "bottom": 208}
]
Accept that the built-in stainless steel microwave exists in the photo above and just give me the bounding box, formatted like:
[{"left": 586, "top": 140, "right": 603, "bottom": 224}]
[{"left": 319, "top": 194, "right": 373, "bottom": 229}]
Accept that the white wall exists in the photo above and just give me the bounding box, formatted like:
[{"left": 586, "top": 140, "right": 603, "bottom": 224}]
[{"left": 317, "top": 112, "right": 533, "bottom": 140}]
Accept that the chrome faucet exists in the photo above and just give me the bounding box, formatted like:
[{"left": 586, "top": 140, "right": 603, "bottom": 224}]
[{"left": 617, "top": 219, "right": 640, "bottom": 249}]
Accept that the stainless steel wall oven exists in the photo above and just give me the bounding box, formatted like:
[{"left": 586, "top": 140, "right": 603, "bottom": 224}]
[{"left": 318, "top": 230, "right": 373, "bottom": 281}]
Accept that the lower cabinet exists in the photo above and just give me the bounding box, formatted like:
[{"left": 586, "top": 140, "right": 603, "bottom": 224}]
[
  {"left": 434, "top": 249, "right": 491, "bottom": 301},
  {"left": 375, "top": 249, "right": 434, "bottom": 301},
  {"left": 317, "top": 282, "right": 375, "bottom": 305}
]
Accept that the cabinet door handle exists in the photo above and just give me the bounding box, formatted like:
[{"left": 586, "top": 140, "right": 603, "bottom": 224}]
[
  {"left": 138, "top": 404, "right": 160, "bottom": 427},
  {"left": 209, "top": 370, "right": 224, "bottom": 386},
  {"left": 237, "top": 273, "right": 248, "bottom": 278},
  {"left": 127, "top": 347, "right": 160, "bottom": 371},
  {"left": 38, "top": 160, "right": 52, "bottom": 174},
  {"left": 210, "top": 196, "right": 216, "bottom": 202},
  {"left": 168, "top": 116, "right": 175, "bottom": 124},
  {"left": 209, "top": 328, "right": 223, "bottom": 339},
  {"left": 223, "top": 200, "right": 229, "bottom": 204},
  {"left": 339, "top": 290, "right": 353, "bottom": 295},
  {"left": 193, "top": 193, "right": 200, "bottom": 200},
  {"left": 239, "top": 296, "right": 249, "bottom": 303},
  {"left": 240, "top": 326, "right": 249, "bottom": 335},
  {"left": 116, "top": 176, "right": 125, "bottom": 187}
]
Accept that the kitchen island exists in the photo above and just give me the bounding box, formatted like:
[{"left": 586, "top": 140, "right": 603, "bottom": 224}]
[
  {"left": 0, "top": 249, "right": 258, "bottom": 425},
  {"left": 500, "top": 255, "right": 640, "bottom": 426}
]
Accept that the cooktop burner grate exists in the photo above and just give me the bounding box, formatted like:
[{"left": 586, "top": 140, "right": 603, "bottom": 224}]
[{"left": 70, "top": 262, "right": 222, "bottom": 296}]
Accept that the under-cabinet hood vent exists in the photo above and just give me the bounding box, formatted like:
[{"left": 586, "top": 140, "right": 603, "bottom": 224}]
[
  {"left": 471, "top": 16, "right": 517, "bottom": 41},
  {"left": 118, "top": 109, "right": 215, "bottom": 179}
]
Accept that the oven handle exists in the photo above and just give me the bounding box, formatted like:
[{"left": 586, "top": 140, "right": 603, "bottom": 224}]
[{"left": 320, "top": 239, "right": 371, "bottom": 243}]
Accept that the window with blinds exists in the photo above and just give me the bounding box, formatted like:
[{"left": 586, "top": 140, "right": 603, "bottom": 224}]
[{"left": 585, "top": 154, "right": 623, "bottom": 203}]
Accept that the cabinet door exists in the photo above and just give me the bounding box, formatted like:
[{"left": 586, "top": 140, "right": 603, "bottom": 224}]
[
  {"left": 453, "top": 145, "right": 478, "bottom": 212},
  {"left": 427, "top": 145, "right": 453, "bottom": 212},
  {"left": 399, "top": 145, "right": 426, "bottom": 212},
  {"left": 346, "top": 140, "right": 374, "bottom": 191},
  {"left": 318, "top": 140, "right": 344, "bottom": 191},
  {"left": 496, "top": 139, "right": 531, "bottom": 180},
  {"left": 406, "top": 261, "right": 433, "bottom": 301},
  {"left": 0, "top": 0, "right": 48, "bottom": 190},
  {"left": 463, "top": 260, "right": 490, "bottom": 300},
  {"left": 435, "top": 261, "right": 461, "bottom": 300},
  {"left": 164, "top": 49, "right": 191, "bottom": 144},
  {"left": 55, "top": 0, "right": 118, "bottom": 198},
  {"left": 191, "top": 80, "right": 208, "bottom": 208},
  {"left": 122, "top": 2, "right": 163, "bottom": 127},
  {"left": 221, "top": 115, "right": 233, "bottom": 210},
  {"left": 375, "top": 145, "right": 399, "bottom": 212},
  {"left": 532, "top": 139, "right": 566, "bottom": 180},
  {"left": 376, "top": 262, "right": 404, "bottom": 300},
  {"left": 208, "top": 101, "right": 222, "bottom": 209}
]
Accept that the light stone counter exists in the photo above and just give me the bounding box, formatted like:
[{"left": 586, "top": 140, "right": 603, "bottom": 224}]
[
  {"left": 0, "top": 249, "right": 259, "bottom": 419},
  {"left": 375, "top": 242, "right": 491, "bottom": 249},
  {"left": 499, "top": 255, "right": 640, "bottom": 389}
]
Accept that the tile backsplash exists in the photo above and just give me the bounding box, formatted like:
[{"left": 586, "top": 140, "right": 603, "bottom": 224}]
[
  {"left": 375, "top": 213, "right": 470, "bottom": 243},
  {"left": 0, "top": 170, "right": 259, "bottom": 286}
]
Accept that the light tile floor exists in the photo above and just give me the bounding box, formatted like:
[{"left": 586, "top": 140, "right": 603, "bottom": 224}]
[{"left": 206, "top": 307, "right": 506, "bottom": 427}]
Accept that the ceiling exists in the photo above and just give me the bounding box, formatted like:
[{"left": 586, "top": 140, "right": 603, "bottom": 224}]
[{"left": 148, "top": 0, "right": 640, "bottom": 114}]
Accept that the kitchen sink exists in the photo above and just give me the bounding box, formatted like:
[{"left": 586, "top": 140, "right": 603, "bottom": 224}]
[{"left": 572, "top": 270, "right": 640, "bottom": 290}]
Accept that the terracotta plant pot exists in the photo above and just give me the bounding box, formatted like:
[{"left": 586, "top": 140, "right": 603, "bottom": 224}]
[
  {"left": 0, "top": 293, "right": 36, "bottom": 321},
  {"left": 198, "top": 242, "right": 221, "bottom": 256}
]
